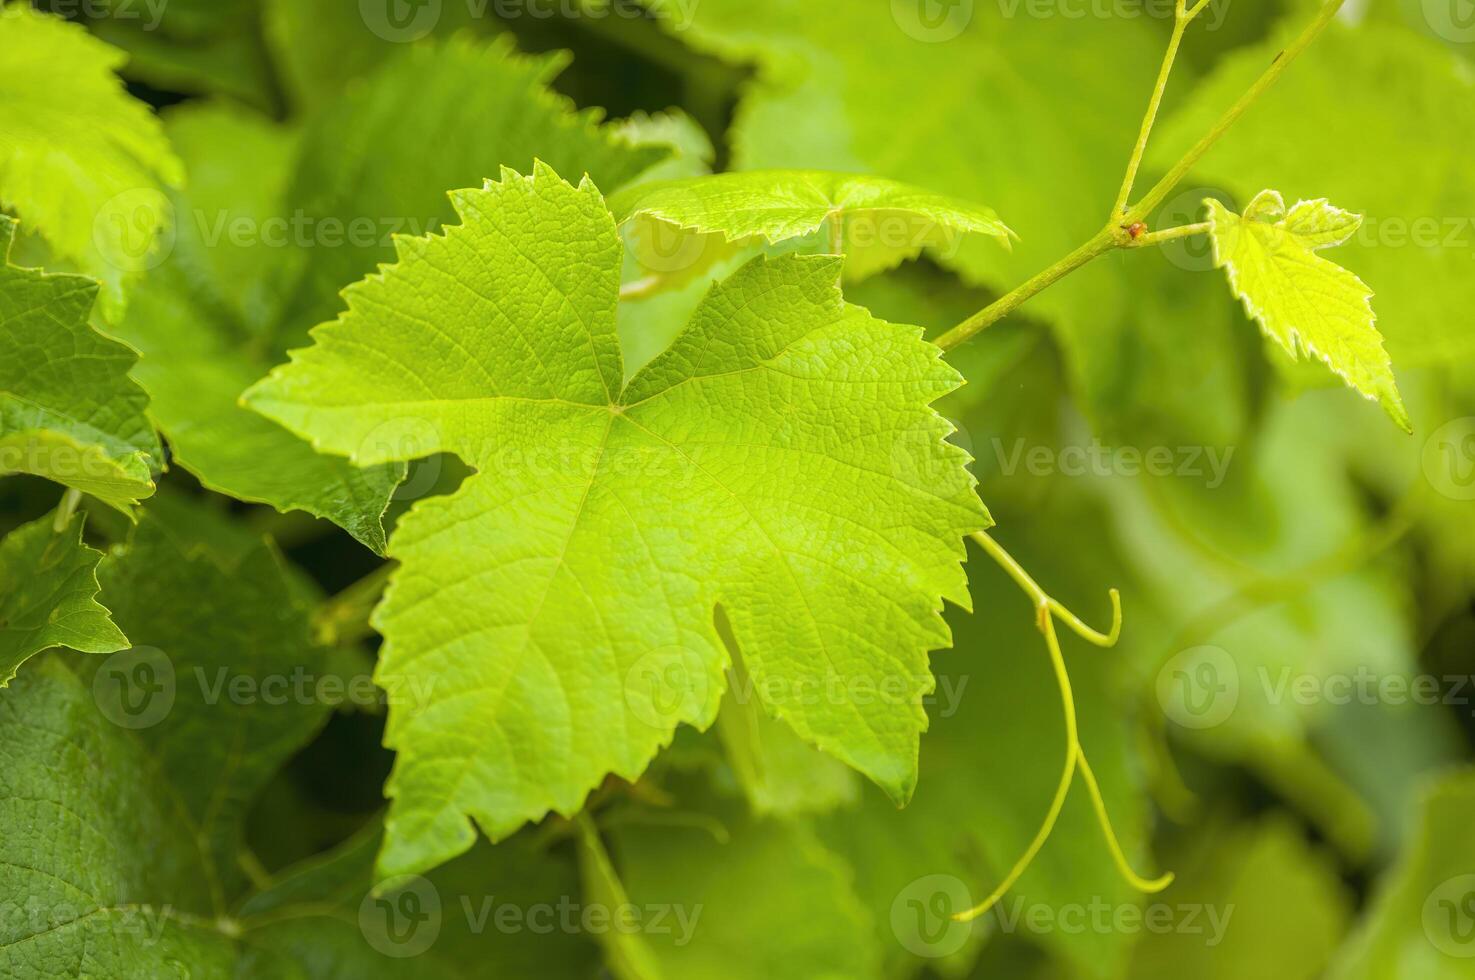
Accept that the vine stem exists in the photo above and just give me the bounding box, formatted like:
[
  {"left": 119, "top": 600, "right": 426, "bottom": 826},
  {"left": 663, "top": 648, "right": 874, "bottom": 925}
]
[
  {"left": 934, "top": 232, "right": 1116, "bottom": 351},
  {"left": 956, "top": 531, "right": 1172, "bottom": 923},
  {"left": 1110, "top": 2, "right": 1196, "bottom": 218},
  {"left": 1125, "top": 0, "right": 1347, "bottom": 223},
  {"left": 937, "top": 0, "right": 1347, "bottom": 352}
]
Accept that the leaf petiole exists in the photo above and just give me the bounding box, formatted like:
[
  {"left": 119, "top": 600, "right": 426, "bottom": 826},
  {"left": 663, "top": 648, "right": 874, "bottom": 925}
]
[{"left": 1125, "top": 221, "right": 1211, "bottom": 248}]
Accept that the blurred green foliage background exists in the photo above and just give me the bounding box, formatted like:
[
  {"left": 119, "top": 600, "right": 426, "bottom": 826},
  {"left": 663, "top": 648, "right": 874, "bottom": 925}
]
[{"left": 3, "top": 0, "right": 1474, "bottom": 976}]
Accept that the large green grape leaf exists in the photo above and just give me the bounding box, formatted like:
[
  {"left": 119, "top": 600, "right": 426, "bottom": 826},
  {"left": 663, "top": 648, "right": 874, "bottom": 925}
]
[
  {"left": 1331, "top": 769, "right": 1475, "bottom": 979},
  {"left": 112, "top": 104, "right": 405, "bottom": 553},
  {"left": 1153, "top": 16, "right": 1475, "bottom": 369},
  {"left": 245, "top": 164, "right": 986, "bottom": 880},
  {"left": 1206, "top": 190, "right": 1409, "bottom": 430},
  {"left": 0, "top": 216, "right": 160, "bottom": 511},
  {"left": 0, "top": 659, "right": 603, "bottom": 978},
  {"left": 609, "top": 170, "right": 1014, "bottom": 281},
  {"left": 0, "top": 509, "right": 128, "bottom": 687},
  {"left": 0, "top": 4, "right": 183, "bottom": 311},
  {"left": 270, "top": 33, "right": 668, "bottom": 349}
]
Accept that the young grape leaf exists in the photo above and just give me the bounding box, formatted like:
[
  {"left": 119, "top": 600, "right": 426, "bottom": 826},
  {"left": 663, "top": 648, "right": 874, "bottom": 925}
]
[
  {"left": 0, "top": 509, "right": 127, "bottom": 687},
  {"left": 1331, "top": 769, "right": 1475, "bottom": 980},
  {"left": 1153, "top": 18, "right": 1475, "bottom": 369},
  {"left": 1205, "top": 190, "right": 1409, "bottom": 431},
  {"left": 0, "top": 216, "right": 160, "bottom": 511},
  {"left": 113, "top": 104, "right": 405, "bottom": 553},
  {"left": 245, "top": 163, "right": 986, "bottom": 880},
  {"left": 0, "top": 4, "right": 183, "bottom": 311},
  {"left": 609, "top": 170, "right": 1014, "bottom": 282}
]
